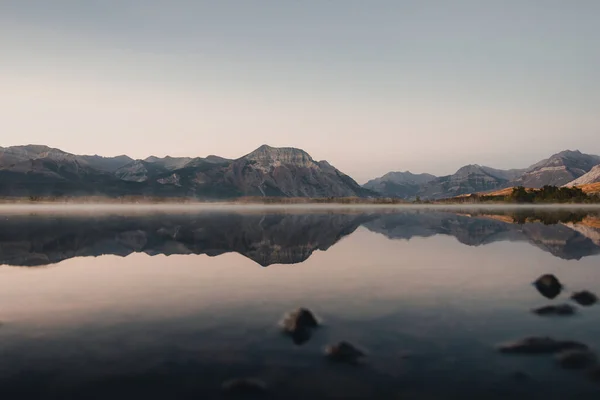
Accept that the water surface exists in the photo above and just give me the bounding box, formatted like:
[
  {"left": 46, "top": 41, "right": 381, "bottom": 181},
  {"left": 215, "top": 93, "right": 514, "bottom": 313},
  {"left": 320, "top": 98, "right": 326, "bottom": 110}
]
[{"left": 1, "top": 207, "right": 599, "bottom": 399}]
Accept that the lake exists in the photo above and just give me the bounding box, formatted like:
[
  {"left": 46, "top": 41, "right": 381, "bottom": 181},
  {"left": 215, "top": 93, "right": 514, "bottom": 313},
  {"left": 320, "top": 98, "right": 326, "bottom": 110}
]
[{"left": 1, "top": 206, "right": 600, "bottom": 399}]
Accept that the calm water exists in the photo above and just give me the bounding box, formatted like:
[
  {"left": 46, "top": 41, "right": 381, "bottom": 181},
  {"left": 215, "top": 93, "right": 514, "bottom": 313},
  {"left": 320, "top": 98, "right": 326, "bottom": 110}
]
[{"left": 1, "top": 206, "right": 600, "bottom": 399}]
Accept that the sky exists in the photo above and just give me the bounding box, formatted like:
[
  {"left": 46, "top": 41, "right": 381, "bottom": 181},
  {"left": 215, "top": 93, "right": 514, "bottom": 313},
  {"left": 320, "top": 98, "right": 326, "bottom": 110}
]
[{"left": 1, "top": 0, "right": 599, "bottom": 183}]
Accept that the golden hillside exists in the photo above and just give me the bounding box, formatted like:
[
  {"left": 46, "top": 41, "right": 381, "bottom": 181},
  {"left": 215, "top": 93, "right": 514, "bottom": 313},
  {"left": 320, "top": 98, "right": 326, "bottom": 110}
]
[{"left": 577, "top": 182, "right": 600, "bottom": 194}]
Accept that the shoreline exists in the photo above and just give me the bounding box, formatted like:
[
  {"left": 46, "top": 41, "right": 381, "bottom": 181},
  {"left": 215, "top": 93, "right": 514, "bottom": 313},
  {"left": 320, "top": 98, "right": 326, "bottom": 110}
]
[{"left": 1, "top": 202, "right": 600, "bottom": 215}]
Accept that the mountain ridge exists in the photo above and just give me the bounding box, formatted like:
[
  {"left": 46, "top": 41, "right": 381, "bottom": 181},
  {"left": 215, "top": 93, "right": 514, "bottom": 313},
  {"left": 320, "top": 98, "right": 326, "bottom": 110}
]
[
  {"left": 1, "top": 145, "right": 599, "bottom": 200},
  {"left": 0, "top": 144, "right": 374, "bottom": 199},
  {"left": 366, "top": 149, "right": 600, "bottom": 200}
]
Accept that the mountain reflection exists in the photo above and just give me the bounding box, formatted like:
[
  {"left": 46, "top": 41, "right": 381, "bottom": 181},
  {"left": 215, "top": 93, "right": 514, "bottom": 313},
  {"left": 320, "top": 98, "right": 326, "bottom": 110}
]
[{"left": 1, "top": 209, "right": 599, "bottom": 267}]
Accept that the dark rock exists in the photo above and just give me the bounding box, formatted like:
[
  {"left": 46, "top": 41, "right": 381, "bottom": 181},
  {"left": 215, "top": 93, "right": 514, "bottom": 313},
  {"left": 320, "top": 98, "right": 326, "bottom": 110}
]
[
  {"left": 531, "top": 304, "right": 576, "bottom": 316},
  {"left": 325, "top": 341, "right": 366, "bottom": 364},
  {"left": 281, "top": 308, "right": 319, "bottom": 331},
  {"left": 556, "top": 349, "right": 597, "bottom": 369},
  {"left": 570, "top": 290, "right": 598, "bottom": 306},
  {"left": 533, "top": 274, "right": 563, "bottom": 299},
  {"left": 222, "top": 378, "right": 268, "bottom": 396},
  {"left": 280, "top": 308, "right": 319, "bottom": 345},
  {"left": 497, "top": 337, "right": 588, "bottom": 354}
]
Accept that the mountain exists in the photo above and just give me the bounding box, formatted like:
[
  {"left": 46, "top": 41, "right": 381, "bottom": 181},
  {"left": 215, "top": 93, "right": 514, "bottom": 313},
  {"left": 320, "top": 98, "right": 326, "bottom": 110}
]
[
  {"left": 144, "top": 155, "right": 194, "bottom": 170},
  {"left": 512, "top": 150, "right": 600, "bottom": 188},
  {"left": 0, "top": 145, "right": 134, "bottom": 197},
  {"left": 0, "top": 144, "right": 373, "bottom": 199},
  {"left": 363, "top": 171, "right": 436, "bottom": 199},
  {"left": 79, "top": 155, "right": 133, "bottom": 172},
  {"left": 115, "top": 160, "right": 171, "bottom": 182},
  {"left": 365, "top": 165, "right": 527, "bottom": 200},
  {"left": 565, "top": 164, "right": 600, "bottom": 186},
  {"left": 366, "top": 150, "right": 600, "bottom": 200},
  {"left": 416, "top": 164, "right": 513, "bottom": 200},
  {"left": 223, "top": 145, "right": 372, "bottom": 197},
  {"left": 479, "top": 166, "right": 527, "bottom": 181}
]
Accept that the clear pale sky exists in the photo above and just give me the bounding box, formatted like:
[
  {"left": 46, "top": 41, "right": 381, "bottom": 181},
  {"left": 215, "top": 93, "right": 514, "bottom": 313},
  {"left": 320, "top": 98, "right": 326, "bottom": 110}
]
[{"left": 1, "top": 1, "right": 599, "bottom": 183}]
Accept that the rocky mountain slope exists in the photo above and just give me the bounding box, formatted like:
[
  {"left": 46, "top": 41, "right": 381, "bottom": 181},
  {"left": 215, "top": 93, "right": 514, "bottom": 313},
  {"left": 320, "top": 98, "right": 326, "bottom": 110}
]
[
  {"left": 0, "top": 144, "right": 372, "bottom": 199},
  {"left": 363, "top": 171, "right": 436, "bottom": 199},
  {"left": 365, "top": 150, "right": 600, "bottom": 200},
  {"left": 415, "top": 165, "right": 513, "bottom": 200},
  {"left": 512, "top": 150, "right": 600, "bottom": 188},
  {"left": 565, "top": 164, "right": 600, "bottom": 186}
]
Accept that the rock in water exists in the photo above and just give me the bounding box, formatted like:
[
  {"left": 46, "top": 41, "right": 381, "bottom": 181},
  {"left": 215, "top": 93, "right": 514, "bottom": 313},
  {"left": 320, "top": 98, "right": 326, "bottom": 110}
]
[
  {"left": 570, "top": 290, "right": 598, "bottom": 306},
  {"left": 222, "top": 378, "right": 268, "bottom": 395},
  {"left": 533, "top": 274, "right": 563, "bottom": 299},
  {"left": 325, "top": 341, "right": 366, "bottom": 364},
  {"left": 281, "top": 308, "right": 319, "bottom": 332},
  {"left": 497, "top": 337, "right": 588, "bottom": 354},
  {"left": 556, "top": 349, "right": 597, "bottom": 369},
  {"left": 280, "top": 308, "right": 319, "bottom": 345},
  {"left": 531, "top": 304, "right": 576, "bottom": 316}
]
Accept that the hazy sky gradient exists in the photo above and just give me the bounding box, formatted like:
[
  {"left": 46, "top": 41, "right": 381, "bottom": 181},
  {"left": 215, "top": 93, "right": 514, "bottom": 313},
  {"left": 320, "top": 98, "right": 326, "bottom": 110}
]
[{"left": 1, "top": 0, "right": 599, "bottom": 182}]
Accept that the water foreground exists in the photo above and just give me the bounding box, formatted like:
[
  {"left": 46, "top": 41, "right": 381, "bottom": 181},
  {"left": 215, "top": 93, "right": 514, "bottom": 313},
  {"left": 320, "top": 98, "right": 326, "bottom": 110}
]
[{"left": 0, "top": 206, "right": 599, "bottom": 399}]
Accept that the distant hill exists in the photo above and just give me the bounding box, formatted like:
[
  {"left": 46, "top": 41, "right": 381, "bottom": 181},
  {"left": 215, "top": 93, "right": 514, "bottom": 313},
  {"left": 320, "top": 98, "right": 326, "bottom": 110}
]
[
  {"left": 365, "top": 150, "right": 600, "bottom": 200},
  {"left": 415, "top": 165, "right": 513, "bottom": 200},
  {"left": 362, "top": 171, "right": 436, "bottom": 199},
  {"left": 0, "top": 144, "right": 373, "bottom": 199}
]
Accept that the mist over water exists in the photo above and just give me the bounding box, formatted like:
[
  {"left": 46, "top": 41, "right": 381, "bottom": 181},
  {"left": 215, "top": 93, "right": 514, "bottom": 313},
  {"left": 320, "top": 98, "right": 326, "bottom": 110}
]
[
  {"left": 2, "top": 203, "right": 600, "bottom": 215},
  {"left": 1, "top": 207, "right": 600, "bottom": 399}
]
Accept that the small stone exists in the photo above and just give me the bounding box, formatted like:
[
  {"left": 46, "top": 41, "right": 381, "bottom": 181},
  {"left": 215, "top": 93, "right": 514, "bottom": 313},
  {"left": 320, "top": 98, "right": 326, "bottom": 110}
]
[
  {"left": 280, "top": 308, "right": 319, "bottom": 332},
  {"left": 556, "top": 349, "right": 597, "bottom": 370},
  {"left": 531, "top": 304, "right": 576, "bottom": 316},
  {"left": 280, "top": 308, "right": 319, "bottom": 345},
  {"left": 570, "top": 290, "right": 598, "bottom": 306},
  {"left": 325, "top": 341, "right": 366, "bottom": 364},
  {"left": 533, "top": 274, "right": 563, "bottom": 299},
  {"left": 497, "top": 337, "right": 588, "bottom": 354},
  {"left": 222, "top": 378, "right": 268, "bottom": 395}
]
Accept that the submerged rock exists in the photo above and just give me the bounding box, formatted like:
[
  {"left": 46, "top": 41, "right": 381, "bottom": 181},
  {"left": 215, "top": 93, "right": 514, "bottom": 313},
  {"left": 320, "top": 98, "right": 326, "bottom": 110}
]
[
  {"left": 531, "top": 304, "right": 576, "bottom": 316},
  {"left": 280, "top": 308, "right": 319, "bottom": 345},
  {"left": 497, "top": 337, "right": 588, "bottom": 354},
  {"left": 325, "top": 341, "right": 366, "bottom": 364},
  {"left": 222, "top": 378, "right": 268, "bottom": 396},
  {"left": 556, "top": 349, "right": 597, "bottom": 370},
  {"left": 533, "top": 274, "right": 563, "bottom": 299},
  {"left": 570, "top": 290, "right": 598, "bottom": 306}
]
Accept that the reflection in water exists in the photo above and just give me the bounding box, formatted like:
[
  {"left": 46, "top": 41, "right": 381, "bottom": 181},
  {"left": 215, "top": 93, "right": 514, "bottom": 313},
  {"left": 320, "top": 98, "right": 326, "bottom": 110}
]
[
  {"left": 1, "top": 208, "right": 600, "bottom": 399},
  {"left": 1, "top": 209, "right": 600, "bottom": 267},
  {"left": 0, "top": 213, "right": 373, "bottom": 267}
]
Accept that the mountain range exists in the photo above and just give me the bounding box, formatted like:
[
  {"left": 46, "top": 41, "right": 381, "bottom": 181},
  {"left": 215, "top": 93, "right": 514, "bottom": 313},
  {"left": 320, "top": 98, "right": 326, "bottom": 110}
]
[
  {"left": 367, "top": 150, "right": 600, "bottom": 200},
  {"left": 1, "top": 145, "right": 599, "bottom": 200},
  {"left": 0, "top": 144, "right": 372, "bottom": 199}
]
